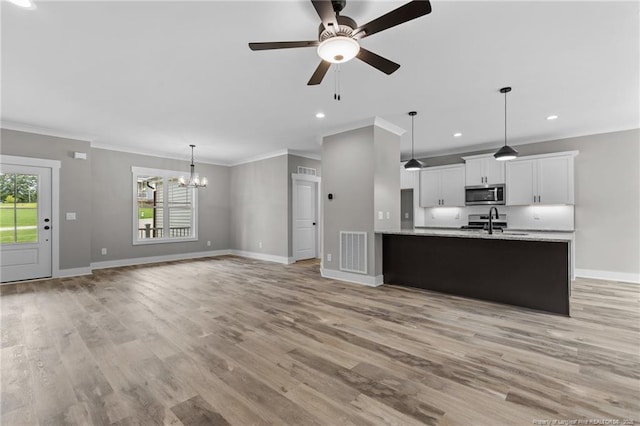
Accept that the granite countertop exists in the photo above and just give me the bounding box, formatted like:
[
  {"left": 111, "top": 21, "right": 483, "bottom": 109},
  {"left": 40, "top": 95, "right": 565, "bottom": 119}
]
[{"left": 377, "top": 228, "right": 574, "bottom": 242}]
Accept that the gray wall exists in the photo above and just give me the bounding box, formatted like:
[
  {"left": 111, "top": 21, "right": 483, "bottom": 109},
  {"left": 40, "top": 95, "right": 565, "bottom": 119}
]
[
  {"left": 374, "top": 126, "right": 401, "bottom": 232},
  {"left": 322, "top": 125, "right": 401, "bottom": 277},
  {"left": 323, "top": 127, "right": 375, "bottom": 274},
  {"left": 1, "top": 129, "right": 92, "bottom": 270},
  {"left": 91, "top": 148, "right": 230, "bottom": 262},
  {"left": 417, "top": 129, "right": 640, "bottom": 275},
  {"left": 229, "top": 155, "right": 288, "bottom": 257},
  {"left": 287, "top": 154, "right": 321, "bottom": 258}
]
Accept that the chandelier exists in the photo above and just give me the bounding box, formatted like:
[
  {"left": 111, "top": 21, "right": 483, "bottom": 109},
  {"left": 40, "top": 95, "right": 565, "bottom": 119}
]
[{"left": 178, "top": 144, "right": 207, "bottom": 188}]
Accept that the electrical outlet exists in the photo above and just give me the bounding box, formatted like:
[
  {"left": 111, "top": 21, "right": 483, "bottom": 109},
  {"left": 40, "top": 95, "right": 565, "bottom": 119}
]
[
  {"left": 455, "top": 212, "right": 460, "bottom": 219},
  {"left": 378, "top": 211, "right": 383, "bottom": 220},
  {"left": 533, "top": 211, "right": 541, "bottom": 220},
  {"left": 327, "top": 253, "right": 332, "bottom": 262},
  {"left": 386, "top": 211, "right": 390, "bottom": 219},
  {"left": 101, "top": 248, "right": 107, "bottom": 255},
  {"left": 404, "top": 212, "right": 409, "bottom": 219},
  {"left": 207, "top": 240, "right": 211, "bottom": 247},
  {"left": 259, "top": 241, "right": 263, "bottom": 249}
]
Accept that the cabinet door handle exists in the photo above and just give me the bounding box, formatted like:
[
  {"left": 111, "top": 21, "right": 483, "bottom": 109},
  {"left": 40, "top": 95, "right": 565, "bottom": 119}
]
[{"left": 538, "top": 195, "right": 541, "bottom": 203}]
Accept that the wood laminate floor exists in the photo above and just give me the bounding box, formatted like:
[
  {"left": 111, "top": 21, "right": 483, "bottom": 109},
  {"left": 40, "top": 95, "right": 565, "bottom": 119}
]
[{"left": 1, "top": 256, "right": 639, "bottom": 425}]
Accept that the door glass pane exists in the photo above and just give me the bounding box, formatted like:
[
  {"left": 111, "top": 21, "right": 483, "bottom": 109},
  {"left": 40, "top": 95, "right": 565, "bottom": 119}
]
[
  {"left": 136, "top": 176, "right": 162, "bottom": 240},
  {"left": 0, "top": 173, "right": 38, "bottom": 244}
]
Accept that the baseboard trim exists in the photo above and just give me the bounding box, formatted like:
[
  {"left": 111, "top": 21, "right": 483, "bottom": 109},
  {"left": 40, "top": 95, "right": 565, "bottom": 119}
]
[
  {"left": 90, "top": 250, "right": 231, "bottom": 270},
  {"left": 229, "top": 250, "right": 294, "bottom": 265},
  {"left": 56, "top": 267, "right": 92, "bottom": 278},
  {"left": 320, "top": 267, "right": 383, "bottom": 287},
  {"left": 575, "top": 268, "right": 640, "bottom": 284}
]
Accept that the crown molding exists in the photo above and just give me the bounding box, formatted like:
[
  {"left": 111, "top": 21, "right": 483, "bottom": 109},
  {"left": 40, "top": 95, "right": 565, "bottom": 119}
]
[
  {"left": 89, "top": 142, "right": 229, "bottom": 166},
  {"left": 227, "top": 149, "right": 289, "bottom": 167},
  {"left": 319, "top": 116, "right": 407, "bottom": 144},
  {"left": 287, "top": 149, "right": 321, "bottom": 161},
  {"left": 1, "top": 120, "right": 94, "bottom": 143}
]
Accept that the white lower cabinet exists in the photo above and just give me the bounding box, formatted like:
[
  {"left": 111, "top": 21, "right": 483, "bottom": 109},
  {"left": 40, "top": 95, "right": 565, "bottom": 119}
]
[
  {"left": 420, "top": 165, "right": 465, "bottom": 207},
  {"left": 506, "top": 152, "right": 577, "bottom": 205}
]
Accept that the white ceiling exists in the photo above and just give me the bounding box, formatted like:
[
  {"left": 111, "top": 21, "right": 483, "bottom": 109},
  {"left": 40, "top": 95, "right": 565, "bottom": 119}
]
[{"left": 2, "top": 1, "right": 638, "bottom": 165}]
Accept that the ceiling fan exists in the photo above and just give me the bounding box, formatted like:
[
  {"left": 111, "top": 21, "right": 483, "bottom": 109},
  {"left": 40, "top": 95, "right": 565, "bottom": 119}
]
[{"left": 248, "top": 0, "right": 432, "bottom": 86}]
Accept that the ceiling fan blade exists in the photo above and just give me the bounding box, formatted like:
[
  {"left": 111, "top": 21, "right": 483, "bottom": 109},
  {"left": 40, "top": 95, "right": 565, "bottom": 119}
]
[
  {"left": 311, "top": 0, "right": 340, "bottom": 33},
  {"left": 356, "top": 48, "right": 400, "bottom": 75},
  {"left": 353, "top": 0, "right": 432, "bottom": 39},
  {"left": 249, "top": 41, "right": 319, "bottom": 51},
  {"left": 307, "top": 60, "right": 332, "bottom": 85}
]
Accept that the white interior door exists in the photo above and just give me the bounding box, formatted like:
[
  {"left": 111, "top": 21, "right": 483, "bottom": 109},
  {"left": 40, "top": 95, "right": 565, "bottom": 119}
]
[
  {"left": 294, "top": 180, "right": 317, "bottom": 261},
  {"left": 0, "top": 164, "right": 52, "bottom": 283}
]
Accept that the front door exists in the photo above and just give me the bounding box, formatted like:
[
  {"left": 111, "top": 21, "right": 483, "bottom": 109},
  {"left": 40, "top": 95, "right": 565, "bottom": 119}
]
[
  {"left": 0, "top": 164, "right": 52, "bottom": 283},
  {"left": 294, "top": 180, "right": 317, "bottom": 261}
]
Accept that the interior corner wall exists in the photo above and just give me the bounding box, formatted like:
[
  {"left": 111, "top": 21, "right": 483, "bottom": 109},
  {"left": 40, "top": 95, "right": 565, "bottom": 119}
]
[
  {"left": 418, "top": 128, "right": 640, "bottom": 277},
  {"left": 1, "top": 129, "right": 93, "bottom": 271},
  {"left": 229, "top": 155, "right": 288, "bottom": 258},
  {"left": 90, "top": 148, "right": 230, "bottom": 263},
  {"left": 287, "top": 154, "right": 322, "bottom": 258},
  {"left": 322, "top": 126, "right": 376, "bottom": 275}
]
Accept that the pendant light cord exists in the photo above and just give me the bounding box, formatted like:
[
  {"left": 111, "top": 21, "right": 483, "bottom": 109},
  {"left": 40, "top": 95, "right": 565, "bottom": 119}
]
[
  {"left": 504, "top": 90, "right": 508, "bottom": 148},
  {"left": 411, "top": 114, "right": 415, "bottom": 157}
]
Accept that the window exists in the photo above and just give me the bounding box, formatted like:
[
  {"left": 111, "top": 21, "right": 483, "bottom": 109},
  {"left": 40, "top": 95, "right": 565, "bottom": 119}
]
[{"left": 132, "top": 167, "right": 198, "bottom": 244}]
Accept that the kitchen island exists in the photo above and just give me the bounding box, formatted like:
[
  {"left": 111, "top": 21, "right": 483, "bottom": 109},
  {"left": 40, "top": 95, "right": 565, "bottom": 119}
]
[{"left": 380, "top": 228, "right": 573, "bottom": 316}]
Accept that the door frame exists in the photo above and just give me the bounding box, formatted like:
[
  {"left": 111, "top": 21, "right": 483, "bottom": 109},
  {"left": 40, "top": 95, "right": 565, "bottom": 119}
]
[
  {"left": 0, "top": 155, "right": 61, "bottom": 280},
  {"left": 291, "top": 173, "right": 321, "bottom": 262}
]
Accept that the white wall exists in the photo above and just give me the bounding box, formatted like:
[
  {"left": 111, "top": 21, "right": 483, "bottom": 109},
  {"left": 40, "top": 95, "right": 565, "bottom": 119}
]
[{"left": 420, "top": 205, "right": 575, "bottom": 231}]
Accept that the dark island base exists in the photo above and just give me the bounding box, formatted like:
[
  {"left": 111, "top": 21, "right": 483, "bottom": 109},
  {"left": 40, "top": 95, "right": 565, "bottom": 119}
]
[{"left": 382, "top": 234, "right": 570, "bottom": 316}]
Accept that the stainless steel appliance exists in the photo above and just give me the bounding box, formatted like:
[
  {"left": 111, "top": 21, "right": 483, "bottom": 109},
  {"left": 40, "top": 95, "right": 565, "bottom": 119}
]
[
  {"left": 460, "top": 214, "right": 507, "bottom": 231},
  {"left": 465, "top": 184, "right": 505, "bottom": 206}
]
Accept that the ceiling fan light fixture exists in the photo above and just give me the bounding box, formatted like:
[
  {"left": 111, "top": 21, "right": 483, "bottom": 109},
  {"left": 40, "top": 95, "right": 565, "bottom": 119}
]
[{"left": 317, "top": 36, "right": 360, "bottom": 63}]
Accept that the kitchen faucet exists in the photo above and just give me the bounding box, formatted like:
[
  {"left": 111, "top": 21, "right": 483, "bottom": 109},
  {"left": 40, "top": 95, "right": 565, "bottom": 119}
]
[{"left": 488, "top": 207, "right": 499, "bottom": 234}]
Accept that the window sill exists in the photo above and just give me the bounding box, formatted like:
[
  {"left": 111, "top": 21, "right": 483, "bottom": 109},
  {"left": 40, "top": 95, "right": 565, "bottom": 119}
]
[{"left": 133, "top": 237, "right": 198, "bottom": 246}]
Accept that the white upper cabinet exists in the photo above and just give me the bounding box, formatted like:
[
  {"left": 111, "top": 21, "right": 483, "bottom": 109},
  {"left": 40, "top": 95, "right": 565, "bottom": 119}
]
[
  {"left": 419, "top": 165, "right": 465, "bottom": 207},
  {"left": 462, "top": 154, "right": 505, "bottom": 186},
  {"left": 400, "top": 162, "right": 416, "bottom": 190},
  {"left": 506, "top": 159, "right": 536, "bottom": 205},
  {"left": 506, "top": 151, "right": 578, "bottom": 205}
]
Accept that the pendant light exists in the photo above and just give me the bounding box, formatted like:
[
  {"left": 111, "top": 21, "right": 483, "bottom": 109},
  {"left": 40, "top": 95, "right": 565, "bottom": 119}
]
[
  {"left": 404, "top": 111, "right": 425, "bottom": 171},
  {"left": 494, "top": 87, "right": 518, "bottom": 161},
  {"left": 178, "top": 145, "right": 207, "bottom": 188}
]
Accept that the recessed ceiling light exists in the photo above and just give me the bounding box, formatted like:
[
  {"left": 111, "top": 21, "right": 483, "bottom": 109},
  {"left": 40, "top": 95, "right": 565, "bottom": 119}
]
[
  {"left": 546, "top": 115, "right": 558, "bottom": 120},
  {"left": 8, "top": 0, "right": 36, "bottom": 9},
  {"left": 453, "top": 133, "right": 462, "bottom": 137},
  {"left": 315, "top": 112, "right": 325, "bottom": 119}
]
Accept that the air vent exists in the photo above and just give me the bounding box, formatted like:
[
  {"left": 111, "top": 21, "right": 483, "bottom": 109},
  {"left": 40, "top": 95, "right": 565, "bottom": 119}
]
[
  {"left": 297, "top": 166, "right": 317, "bottom": 176},
  {"left": 340, "top": 231, "right": 367, "bottom": 274}
]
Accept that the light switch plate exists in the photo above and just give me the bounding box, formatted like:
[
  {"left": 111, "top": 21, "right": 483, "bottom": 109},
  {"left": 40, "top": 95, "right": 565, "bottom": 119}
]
[
  {"left": 386, "top": 211, "right": 390, "bottom": 219},
  {"left": 66, "top": 212, "right": 76, "bottom": 220},
  {"left": 378, "top": 211, "right": 383, "bottom": 220}
]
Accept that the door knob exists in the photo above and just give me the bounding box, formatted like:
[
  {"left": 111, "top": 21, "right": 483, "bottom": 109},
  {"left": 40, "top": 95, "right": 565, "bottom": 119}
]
[{"left": 44, "top": 226, "right": 50, "bottom": 230}]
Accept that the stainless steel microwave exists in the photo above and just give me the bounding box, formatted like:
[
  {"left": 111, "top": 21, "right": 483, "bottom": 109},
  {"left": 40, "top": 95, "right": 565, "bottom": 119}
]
[{"left": 465, "top": 184, "right": 505, "bottom": 206}]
